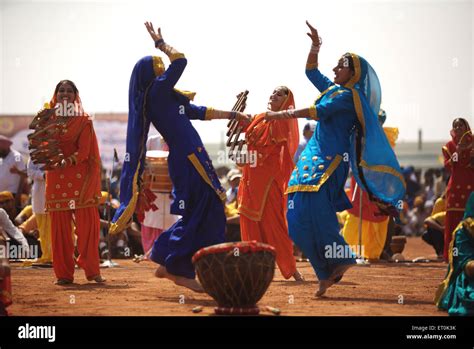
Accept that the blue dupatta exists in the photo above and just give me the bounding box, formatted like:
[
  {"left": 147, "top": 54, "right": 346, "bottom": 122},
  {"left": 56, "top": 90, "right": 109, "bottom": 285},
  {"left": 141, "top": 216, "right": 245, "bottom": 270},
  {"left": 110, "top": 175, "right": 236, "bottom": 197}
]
[{"left": 345, "top": 53, "right": 406, "bottom": 212}]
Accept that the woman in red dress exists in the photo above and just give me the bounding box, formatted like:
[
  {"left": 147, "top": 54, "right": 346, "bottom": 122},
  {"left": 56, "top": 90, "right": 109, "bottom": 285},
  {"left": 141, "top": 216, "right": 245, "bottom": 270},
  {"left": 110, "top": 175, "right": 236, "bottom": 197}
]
[
  {"left": 45, "top": 80, "right": 104, "bottom": 285},
  {"left": 442, "top": 118, "right": 474, "bottom": 261}
]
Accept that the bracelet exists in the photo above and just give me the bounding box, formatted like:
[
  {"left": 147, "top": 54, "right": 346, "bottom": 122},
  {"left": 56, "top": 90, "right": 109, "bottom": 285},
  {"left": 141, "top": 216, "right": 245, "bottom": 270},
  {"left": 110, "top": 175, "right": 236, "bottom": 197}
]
[
  {"left": 230, "top": 111, "right": 237, "bottom": 120},
  {"left": 154, "top": 39, "right": 165, "bottom": 48},
  {"left": 310, "top": 44, "right": 320, "bottom": 54}
]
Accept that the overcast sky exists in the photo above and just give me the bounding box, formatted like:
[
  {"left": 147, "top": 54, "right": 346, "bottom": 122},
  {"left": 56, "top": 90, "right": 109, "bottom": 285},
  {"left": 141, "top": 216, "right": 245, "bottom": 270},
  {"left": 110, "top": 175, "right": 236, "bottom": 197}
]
[{"left": 0, "top": 0, "right": 473, "bottom": 142}]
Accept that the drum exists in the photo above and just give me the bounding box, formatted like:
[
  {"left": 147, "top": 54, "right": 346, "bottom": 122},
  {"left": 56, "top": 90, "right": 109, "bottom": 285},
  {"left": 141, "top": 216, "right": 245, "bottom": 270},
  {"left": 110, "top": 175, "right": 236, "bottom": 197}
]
[
  {"left": 192, "top": 241, "right": 276, "bottom": 315},
  {"left": 143, "top": 150, "right": 173, "bottom": 193}
]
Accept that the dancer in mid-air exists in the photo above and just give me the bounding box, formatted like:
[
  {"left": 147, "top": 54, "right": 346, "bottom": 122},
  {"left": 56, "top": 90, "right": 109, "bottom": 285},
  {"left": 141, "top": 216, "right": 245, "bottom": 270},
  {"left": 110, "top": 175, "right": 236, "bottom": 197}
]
[{"left": 111, "top": 22, "right": 250, "bottom": 292}]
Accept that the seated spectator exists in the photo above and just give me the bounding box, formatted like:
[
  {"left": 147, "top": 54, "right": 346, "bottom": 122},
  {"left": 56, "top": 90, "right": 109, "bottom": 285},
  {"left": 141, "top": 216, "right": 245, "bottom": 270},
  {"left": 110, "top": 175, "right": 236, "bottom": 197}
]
[
  {"left": 0, "top": 208, "right": 29, "bottom": 259},
  {"left": 403, "top": 196, "right": 430, "bottom": 236},
  {"left": 14, "top": 204, "right": 33, "bottom": 226},
  {"left": 0, "top": 192, "right": 17, "bottom": 221}
]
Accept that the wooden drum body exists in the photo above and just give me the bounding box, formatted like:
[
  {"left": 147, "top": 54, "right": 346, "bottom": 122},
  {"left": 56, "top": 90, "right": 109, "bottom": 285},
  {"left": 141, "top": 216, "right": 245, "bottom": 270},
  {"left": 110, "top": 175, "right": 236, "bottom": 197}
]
[
  {"left": 143, "top": 150, "right": 173, "bottom": 193},
  {"left": 192, "top": 241, "right": 276, "bottom": 315}
]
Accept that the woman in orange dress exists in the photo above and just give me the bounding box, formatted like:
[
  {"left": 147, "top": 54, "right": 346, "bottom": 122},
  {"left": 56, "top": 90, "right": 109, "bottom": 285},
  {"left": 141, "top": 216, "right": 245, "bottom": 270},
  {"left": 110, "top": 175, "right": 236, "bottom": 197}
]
[
  {"left": 44, "top": 80, "right": 104, "bottom": 285},
  {"left": 238, "top": 86, "right": 303, "bottom": 281}
]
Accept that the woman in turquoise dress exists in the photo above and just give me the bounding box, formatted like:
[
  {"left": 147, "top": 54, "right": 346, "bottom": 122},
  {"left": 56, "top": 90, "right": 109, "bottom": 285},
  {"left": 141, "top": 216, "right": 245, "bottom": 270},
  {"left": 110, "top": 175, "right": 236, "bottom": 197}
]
[
  {"left": 266, "top": 21, "right": 405, "bottom": 297},
  {"left": 435, "top": 191, "right": 474, "bottom": 316}
]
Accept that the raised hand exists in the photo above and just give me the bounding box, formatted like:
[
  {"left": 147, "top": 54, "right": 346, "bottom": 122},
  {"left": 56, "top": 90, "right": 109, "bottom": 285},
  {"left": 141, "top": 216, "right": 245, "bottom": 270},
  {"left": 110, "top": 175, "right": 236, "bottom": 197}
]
[
  {"left": 144, "top": 21, "right": 163, "bottom": 44},
  {"left": 306, "top": 20, "right": 322, "bottom": 46}
]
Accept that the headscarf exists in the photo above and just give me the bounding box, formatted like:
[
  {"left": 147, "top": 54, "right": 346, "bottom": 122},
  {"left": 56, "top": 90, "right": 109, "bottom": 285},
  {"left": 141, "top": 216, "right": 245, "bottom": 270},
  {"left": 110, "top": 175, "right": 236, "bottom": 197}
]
[
  {"left": 246, "top": 87, "right": 299, "bottom": 184},
  {"left": 449, "top": 118, "right": 472, "bottom": 146},
  {"left": 343, "top": 53, "right": 406, "bottom": 212},
  {"left": 276, "top": 89, "right": 299, "bottom": 185}
]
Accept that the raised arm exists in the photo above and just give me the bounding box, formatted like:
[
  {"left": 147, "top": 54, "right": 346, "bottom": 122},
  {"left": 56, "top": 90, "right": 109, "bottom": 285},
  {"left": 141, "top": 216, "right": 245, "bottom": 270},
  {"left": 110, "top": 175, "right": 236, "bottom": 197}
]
[
  {"left": 145, "top": 21, "right": 187, "bottom": 89},
  {"left": 145, "top": 21, "right": 183, "bottom": 62}
]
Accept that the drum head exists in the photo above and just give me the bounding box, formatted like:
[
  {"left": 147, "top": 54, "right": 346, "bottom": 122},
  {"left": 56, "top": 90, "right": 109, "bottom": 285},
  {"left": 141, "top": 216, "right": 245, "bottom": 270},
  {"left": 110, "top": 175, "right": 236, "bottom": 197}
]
[{"left": 146, "top": 150, "right": 169, "bottom": 158}]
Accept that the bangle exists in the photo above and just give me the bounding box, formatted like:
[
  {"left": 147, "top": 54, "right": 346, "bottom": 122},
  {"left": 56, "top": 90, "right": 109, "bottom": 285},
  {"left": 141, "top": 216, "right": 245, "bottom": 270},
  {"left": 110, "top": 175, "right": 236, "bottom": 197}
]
[
  {"left": 230, "top": 111, "right": 237, "bottom": 120},
  {"left": 154, "top": 39, "right": 165, "bottom": 48},
  {"left": 310, "top": 44, "right": 320, "bottom": 54}
]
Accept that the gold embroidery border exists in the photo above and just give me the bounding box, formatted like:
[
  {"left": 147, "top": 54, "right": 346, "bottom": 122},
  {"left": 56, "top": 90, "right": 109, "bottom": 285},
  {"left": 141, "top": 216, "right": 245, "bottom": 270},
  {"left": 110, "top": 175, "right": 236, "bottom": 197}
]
[
  {"left": 109, "top": 162, "right": 141, "bottom": 235},
  {"left": 286, "top": 155, "right": 342, "bottom": 194},
  {"left": 344, "top": 53, "right": 361, "bottom": 89},
  {"left": 359, "top": 160, "right": 407, "bottom": 190},
  {"left": 238, "top": 178, "right": 274, "bottom": 222},
  {"left": 187, "top": 153, "right": 226, "bottom": 202}
]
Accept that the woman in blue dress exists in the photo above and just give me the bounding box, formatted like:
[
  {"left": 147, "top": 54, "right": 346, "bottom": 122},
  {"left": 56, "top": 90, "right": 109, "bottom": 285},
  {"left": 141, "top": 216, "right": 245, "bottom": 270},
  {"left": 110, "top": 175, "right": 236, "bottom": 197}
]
[
  {"left": 111, "top": 22, "right": 250, "bottom": 292},
  {"left": 266, "top": 21, "right": 405, "bottom": 297}
]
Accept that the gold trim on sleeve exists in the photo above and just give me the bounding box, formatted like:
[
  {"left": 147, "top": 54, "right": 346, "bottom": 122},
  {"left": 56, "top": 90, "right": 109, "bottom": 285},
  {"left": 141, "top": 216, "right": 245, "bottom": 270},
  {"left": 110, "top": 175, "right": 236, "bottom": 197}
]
[
  {"left": 205, "top": 107, "right": 215, "bottom": 121},
  {"left": 169, "top": 53, "right": 185, "bottom": 62},
  {"left": 309, "top": 105, "right": 318, "bottom": 120}
]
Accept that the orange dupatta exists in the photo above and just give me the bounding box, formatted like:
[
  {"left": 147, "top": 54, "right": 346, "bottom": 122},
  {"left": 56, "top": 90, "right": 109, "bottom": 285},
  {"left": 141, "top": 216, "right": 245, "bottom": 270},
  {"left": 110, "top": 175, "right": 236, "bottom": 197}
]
[{"left": 238, "top": 89, "right": 299, "bottom": 221}]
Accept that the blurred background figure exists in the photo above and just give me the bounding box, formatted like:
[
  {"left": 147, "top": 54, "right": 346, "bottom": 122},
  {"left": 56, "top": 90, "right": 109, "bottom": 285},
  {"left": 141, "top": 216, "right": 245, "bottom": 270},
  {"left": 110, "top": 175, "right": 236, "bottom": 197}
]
[
  {"left": 293, "top": 121, "right": 315, "bottom": 164},
  {"left": 26, "top": 158, "right": 52, "bottom": 264},
  {"left": 421, "top": 193, "right": 446, "bottom": 259},
  {"left": 0, "top": 135, "right": 27, "bottom": 213},
  {"left": 224, "top": 168, "right": 241, "bottom": 242}
]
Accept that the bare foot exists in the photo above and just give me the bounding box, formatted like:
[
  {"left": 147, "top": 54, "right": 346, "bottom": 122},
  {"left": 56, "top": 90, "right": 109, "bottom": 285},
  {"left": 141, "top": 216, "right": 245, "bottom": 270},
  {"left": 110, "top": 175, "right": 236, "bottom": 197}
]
[
  {"left": 315, "top": 279, "right": 334, "bottom": 297},
  {"left": 87, "top": 275, "right": 106, "bottom": 283},
  {"left": 293, "top": 270, "right": 305, "bottom": 281},
  {"left": 154, "top": 265, "right": 176, "bottom": 282},
  {"left": 174, "top": 276, "right": 205, "bottom": 293},
  {"left": 155, "top": 266, "right": 204, "bottom": 293},
  {"left": 55, "top": 279, "right": 73, "bottom": 286},
  {"left": 93, "top": 275, "right": 106, "bottom": 283},
  {"left": 329, "top": 264, "right": 353, "bottom": 283}
]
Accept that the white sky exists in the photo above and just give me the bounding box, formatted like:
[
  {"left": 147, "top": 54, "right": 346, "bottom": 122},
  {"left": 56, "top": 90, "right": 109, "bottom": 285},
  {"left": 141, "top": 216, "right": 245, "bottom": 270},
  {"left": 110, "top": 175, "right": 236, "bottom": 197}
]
[{"left": 0, "top": 0, "right": 473, "bottom": 142}]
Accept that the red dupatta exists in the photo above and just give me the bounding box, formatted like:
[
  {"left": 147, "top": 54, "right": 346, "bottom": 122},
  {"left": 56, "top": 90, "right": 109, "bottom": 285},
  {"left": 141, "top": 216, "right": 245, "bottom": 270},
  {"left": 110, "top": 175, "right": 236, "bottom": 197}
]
[{"left": 48, "top": 93, "right": 102, "bottom": 207}]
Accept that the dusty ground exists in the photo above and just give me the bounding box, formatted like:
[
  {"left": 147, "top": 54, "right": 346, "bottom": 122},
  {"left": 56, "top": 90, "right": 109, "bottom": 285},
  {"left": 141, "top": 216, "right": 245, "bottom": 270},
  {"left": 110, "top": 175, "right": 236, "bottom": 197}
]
[{"left": 9, "top": 237, "right": 448, "bottom": 316}]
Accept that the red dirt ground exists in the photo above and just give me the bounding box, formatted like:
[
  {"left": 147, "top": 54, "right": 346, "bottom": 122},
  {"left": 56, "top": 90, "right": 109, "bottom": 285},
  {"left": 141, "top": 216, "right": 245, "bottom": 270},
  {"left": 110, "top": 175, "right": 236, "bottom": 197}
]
[{"left": 8, "top": 237, "right": 448, "bottom": 316}]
